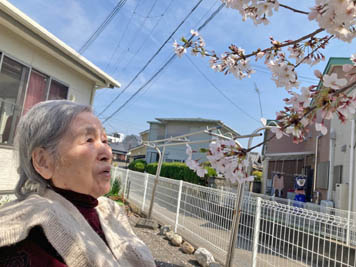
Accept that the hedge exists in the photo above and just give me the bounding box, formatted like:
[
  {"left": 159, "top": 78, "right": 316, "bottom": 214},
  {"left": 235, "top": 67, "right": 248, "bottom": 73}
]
[
  {"left": 145, "top": 162, "right": 216, "bottom": 186},
  {"left": 128, "top": 159, "right": 147, "bottom": 172}
]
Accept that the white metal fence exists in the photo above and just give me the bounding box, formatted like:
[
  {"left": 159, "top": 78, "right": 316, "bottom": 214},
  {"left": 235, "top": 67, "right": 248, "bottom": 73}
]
[{"left": 112, "top": 167, "right": 356, "bottom": 266}]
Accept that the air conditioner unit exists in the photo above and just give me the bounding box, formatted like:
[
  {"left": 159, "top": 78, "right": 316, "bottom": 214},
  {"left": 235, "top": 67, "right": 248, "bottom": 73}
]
[{"left": 334, "top": 184, "right": 349, "bottom": 210}]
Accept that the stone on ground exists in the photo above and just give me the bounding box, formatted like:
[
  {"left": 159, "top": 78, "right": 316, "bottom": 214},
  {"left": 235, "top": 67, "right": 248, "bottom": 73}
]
[
  {"left": 181, "top": 241, "right": 195, "bottom": 254},
  {"left": 171, "top": 234, "right": 182, "bottom": 246},
  {"left": 208, "top": 263, "right": 222, "bottom": 267},
  {"left": 194, "top": 248, "right": 215, "bottom": 267},
  {"left": 165, "top": 230, "right": 175, "bottom": 241},
  {"left": 135, "top": 218, "right": 158, "bottom": 230},
  {"left": 160, "top": 225, "right": 172, "bottom": 235}
]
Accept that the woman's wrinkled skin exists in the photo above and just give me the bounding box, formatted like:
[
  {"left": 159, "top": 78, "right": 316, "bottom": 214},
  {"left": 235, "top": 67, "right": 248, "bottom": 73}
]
[{"left": 32, "top": 112, "right": 112, "bottom": 198}]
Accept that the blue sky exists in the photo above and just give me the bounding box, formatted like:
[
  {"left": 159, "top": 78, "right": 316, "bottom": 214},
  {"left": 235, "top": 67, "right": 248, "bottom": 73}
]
[{"left": 9, "top": 0, "right": 356, "bottom": 148}]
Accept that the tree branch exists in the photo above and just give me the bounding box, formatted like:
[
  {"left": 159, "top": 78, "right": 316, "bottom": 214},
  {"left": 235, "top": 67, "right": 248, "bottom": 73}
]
[
  {"left": 245, "top": 28, "right": 325, "bottom": 59},
  {"left": 279, "top": 4, "right": 309, "bottom": 15},
  {"left": 245, "top": 79, "right": 356, "bottom": 153},
  {"left": 294, "top": 35, "right": 333, "bottom": 69}
]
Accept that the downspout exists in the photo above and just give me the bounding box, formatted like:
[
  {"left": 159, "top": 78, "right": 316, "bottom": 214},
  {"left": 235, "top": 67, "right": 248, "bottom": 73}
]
[
  {"left": 327, "top": 129, "right": 336, "bottom": 200},
  {"left": 347, "top": 118, "right": 355, "bottom": 245},
  {"left": 313, "top": 135, "right": 321, "bottom": 203},
  {"left": 89, "top": 84, "right": 96, "bottom": 106}
]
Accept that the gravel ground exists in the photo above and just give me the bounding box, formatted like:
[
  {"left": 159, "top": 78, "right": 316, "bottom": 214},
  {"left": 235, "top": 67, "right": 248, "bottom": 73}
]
[{"left": 128, "top": 212, "right": 201, "bottom": 267}]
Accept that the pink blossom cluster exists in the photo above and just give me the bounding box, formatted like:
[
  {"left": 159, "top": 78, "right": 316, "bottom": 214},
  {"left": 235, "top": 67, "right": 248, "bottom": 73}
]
[
  {"left": 209, "top": 52, "right": 255, "bottom": 80},
  {"left": 221, "top": 0, "right": 280, "bottom": 25},
  {"left": 309, "top": 0, "right": 356, "bottom": 43},
  {"left": 172, "top": 30, "right": 206, "bottom": 58},
  {"left": 185, "top": 141, "right": 254, "bottom": 184},
  {"left": 271, "top": 63, "right": 356, "bottom": 143},
  {"left": 185, "top": 144, "right": 207, "bottom": 177}
]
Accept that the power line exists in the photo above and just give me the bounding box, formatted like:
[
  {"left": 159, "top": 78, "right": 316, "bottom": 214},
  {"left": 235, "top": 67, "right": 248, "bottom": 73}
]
[
  {"left": 102, "top": 3, "right": 226, "bottom": 123},
  {"left": 102, "top": 54, "right": 177, "bottom": 123},
  {"left": 97, "top": 0, "right": 206, "bottom": 117},
  {"left": 106, "top": 55, "right": 168, "bottom": 116},
  {"left": 118, "top": 0, "right": 174, "bottom": 75},
  {"left": 117, "top": 0, "right": 159, "bottom": 71},
  {"left": 104, "top": 0, "right": 143, "bottom": 72},
  {"left": 78, "top": 0, "right": 127, "bottom": 54},
  {"left": 185, "top": 55, "right": 260, "bottom": 124}
]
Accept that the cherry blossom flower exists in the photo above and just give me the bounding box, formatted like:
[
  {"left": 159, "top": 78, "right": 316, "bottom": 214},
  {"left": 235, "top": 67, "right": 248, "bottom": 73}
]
[
  {"left": 267, "top": 59, "right": 299, "bottom": 90},
  {"left": 309, "top": 0, "right": 356, "bottom": 43},
  {"left": 270, "top": 126, "right": 286, "bottom": 139},
  {"left": 323, "top": 73, "right": 347, "bottom": 90},
  {"left": 315, "top": 122, "right": 328, "bottom": 135},
  {"left": 190, "top": 29, "right": 199, "bottom": 37},
  {"left": 351, "top": 53, "right": 356, "bottom": 66},
  {"left": 173, "top": 41, "right": 186, "bottom": 58}
]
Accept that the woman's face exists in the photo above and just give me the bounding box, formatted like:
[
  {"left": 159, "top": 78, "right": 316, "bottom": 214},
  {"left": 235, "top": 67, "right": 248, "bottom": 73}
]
[{"left": 51, "top": 111, "right": 112, "bottom": 198}]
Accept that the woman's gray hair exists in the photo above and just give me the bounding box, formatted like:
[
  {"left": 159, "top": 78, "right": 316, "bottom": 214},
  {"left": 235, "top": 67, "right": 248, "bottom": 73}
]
[{"left": 14, "top": 100, "right": 92, "bottom": 200}]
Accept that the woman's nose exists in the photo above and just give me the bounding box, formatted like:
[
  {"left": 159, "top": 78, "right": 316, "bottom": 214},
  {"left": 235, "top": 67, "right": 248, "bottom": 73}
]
[{"left": 98, "top": 142, "right": 112, "bottom": 162}]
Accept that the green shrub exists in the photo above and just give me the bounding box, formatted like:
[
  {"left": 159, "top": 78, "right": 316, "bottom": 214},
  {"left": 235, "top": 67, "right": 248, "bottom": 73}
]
[
  {"left": 145, "top": 162, "right": 216, "bottom": 186},
  {"left": 111, "top": 178, "right": 121, "bottom": 195},
  {"left": 105, "top": 178, "right": 121, "bottom": 197},
  {"left": 128, "top": 159, "right": 147, "bottom": 172}
]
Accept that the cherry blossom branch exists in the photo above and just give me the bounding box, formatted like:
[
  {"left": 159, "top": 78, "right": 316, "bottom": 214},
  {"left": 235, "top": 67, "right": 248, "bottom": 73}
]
[
  {"left": 279, "top": 4, "right": 309, "bottom": 15},
  {"left": 294, "top": 35, "right": 333, "bottom": 69},
  {"left": 245, "top": 79, "right": 356, "bottom": 153},
  {"left": 244, "top": 28, "right": 325, "bottom": 59}
]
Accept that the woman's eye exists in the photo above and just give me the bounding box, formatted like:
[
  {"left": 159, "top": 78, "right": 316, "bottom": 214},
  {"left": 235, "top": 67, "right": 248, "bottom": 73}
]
[
  {"left": 102, "top": 139, "right": 108, "bottom": 144},
  {"left": 86, "top": 138, "right": 94, "bottom": 143}
]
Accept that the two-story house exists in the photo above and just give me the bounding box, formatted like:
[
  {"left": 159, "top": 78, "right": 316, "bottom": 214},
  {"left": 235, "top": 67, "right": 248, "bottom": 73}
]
[{"left": 145, "top": 118, "right": 240, "bottom": 164}]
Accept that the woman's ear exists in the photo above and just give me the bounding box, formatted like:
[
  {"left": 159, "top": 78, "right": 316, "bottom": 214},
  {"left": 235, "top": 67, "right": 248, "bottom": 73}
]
[{"left": 31, "top": 147, "right": 55, "bottom": 180}]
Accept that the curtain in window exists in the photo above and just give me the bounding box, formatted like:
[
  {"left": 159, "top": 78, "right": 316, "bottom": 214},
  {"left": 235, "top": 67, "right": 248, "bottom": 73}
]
[
  {"left": 48, "top": 80, "right": 68, "bottom": 100},
  {"left": 23, "top": 70, "right": 48, "bottom": 114}
]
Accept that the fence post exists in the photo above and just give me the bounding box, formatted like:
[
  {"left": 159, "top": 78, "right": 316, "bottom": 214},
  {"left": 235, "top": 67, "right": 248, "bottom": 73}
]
[
  {"left": 174, "top": 180, "right": 183, "bottom": 233},
  {"left": 111, "top": 167, "right": 117, "bottom": 186},
  {"left": 142, "top": 173, "right": 149, "bottom": 212},
  {"left": 123, "top": 169, "right": 129, "bottom": 199},
  {"left": 252, "top": 197, "right": 262, "bottom": 267}
]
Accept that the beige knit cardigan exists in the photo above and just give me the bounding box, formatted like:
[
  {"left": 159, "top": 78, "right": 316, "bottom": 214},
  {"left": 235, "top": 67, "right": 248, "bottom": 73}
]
[{"left": 0, "top": 189, "right": 156, "bottom": 267}]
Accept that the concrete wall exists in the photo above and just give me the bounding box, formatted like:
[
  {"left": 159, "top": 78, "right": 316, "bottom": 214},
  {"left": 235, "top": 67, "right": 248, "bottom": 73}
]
[{"left": 0, "top": 23, "right": 95, "bottom": 191}]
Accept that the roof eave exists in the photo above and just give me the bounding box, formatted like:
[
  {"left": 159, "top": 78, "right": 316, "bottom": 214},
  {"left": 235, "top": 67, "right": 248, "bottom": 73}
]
[{"left": 0, "top": 1, "right": 121, "bottom": 89}]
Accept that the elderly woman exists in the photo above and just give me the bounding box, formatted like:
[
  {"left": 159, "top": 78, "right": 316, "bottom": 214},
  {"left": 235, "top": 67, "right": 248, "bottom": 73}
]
[{"left": 0, "top": 100, "right": 155, "bottom": 267}]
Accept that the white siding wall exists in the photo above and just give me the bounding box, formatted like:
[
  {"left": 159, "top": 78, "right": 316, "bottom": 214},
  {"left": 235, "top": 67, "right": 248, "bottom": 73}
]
[
  {"left": 332, "top": 118, "right": 352, "bottom": 184},
  {"left": 0, "top": 148, "right": 17, "bottom": 190},
  {"left": 0, "top": 24, "right": 96, "bottom": 191},
  {"left": 331, "top": 117, "right": 356, "bottom": 212}
]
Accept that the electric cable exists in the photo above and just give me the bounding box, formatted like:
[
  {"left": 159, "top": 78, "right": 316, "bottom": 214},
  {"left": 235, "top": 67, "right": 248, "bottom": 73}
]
[
  {"left": 104, "top": 0, "right": 143, "bottom": 72},
  {"left": 185, "top": 55, "right": 261, "bottom": 124},
  {"left": 118, "top": 0, "right": 174, "bottom": 75},
  {"left": 101, "top": 3, "right": 226, "bottom": 122},
  {"left": 79, "top": 0, "right": 127, "bottom": 54},
  {"left": 97, "top": 0, "right": 206, "bottom": 117},
  {"left": 116, "top": 0, "right": 159, "bottom": 71}
]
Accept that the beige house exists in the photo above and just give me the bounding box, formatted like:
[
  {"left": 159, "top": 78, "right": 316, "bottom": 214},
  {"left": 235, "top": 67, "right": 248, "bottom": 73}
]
[
  {"left": 0, "top": 1, "right": 120, "bottom": 191},
  {"left": 128, "top": 130, "right": 149, "bottom": 162}
]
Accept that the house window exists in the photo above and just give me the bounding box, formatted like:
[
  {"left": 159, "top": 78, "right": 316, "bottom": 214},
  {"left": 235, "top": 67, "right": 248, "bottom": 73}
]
[
  {"left": 0, "top": 55, "right": 29, "bottom": 144},
  {"left": 0, "top": 52, "right": 69, "bottom": 145},
  {"left": 48, "top": 79, "right": 68, "bottom": 100},
  {"left": 23, "top": 69, "right": 49, "bottom": 114}
]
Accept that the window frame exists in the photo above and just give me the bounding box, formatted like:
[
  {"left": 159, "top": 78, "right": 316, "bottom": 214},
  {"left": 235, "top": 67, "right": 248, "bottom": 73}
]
[{"left": 0, "top": 49, "right": 71, "bottom": 147}]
